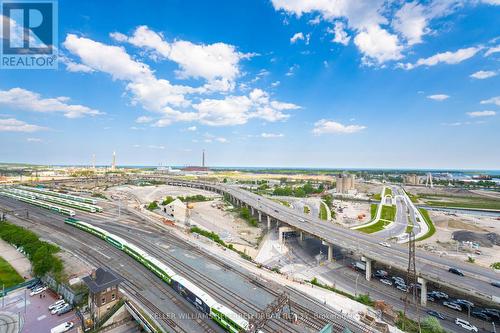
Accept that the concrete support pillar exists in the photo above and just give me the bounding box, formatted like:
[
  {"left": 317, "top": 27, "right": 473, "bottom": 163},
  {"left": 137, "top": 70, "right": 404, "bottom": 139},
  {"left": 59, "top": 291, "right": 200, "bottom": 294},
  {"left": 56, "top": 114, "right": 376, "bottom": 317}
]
[
  {"left": 278, "top": 226, "right": 293, "bottom": 244},
  {"left": 322, "top": 240, "right": 333, "bottom": 262},
  {"left": 299, "top": 231, "right": 305, "bottom": 243},
  {"left": 251, "top": 206, "right": 255, "bottom": 215},
  {"left": 258, "top": 211, "right": 262, "bottom": 222},
  {"left": 364, "top": 258, "right": 372, "bottom": 281},
  {"left": 267, "top": 215, "right": 271, "bottom": 229},
  {"left": 418, "top": 277, "right": 427, "bottom": 307}
]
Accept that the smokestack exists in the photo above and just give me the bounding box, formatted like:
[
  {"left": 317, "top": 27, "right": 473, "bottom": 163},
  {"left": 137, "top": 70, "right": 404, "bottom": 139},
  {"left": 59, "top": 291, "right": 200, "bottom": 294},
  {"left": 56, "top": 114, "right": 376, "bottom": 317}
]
[
  {"left": 111, "top": 151, "right": 116, "bottom": 170},
  {"left": 202, "top": 149, "right": 205, "bottom": 167}
]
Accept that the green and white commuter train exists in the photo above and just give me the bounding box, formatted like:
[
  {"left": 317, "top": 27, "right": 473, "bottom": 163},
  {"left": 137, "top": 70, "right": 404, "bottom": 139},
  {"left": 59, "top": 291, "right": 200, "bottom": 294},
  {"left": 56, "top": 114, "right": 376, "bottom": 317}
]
[
  {"left": 64, "top": 218, "right": 258, "bottom": 333},
  {"left": 19, "top": 185, "right": 98, "bottom": 205},
  {"left": 0, "top": 190, "right": 76, "bottom": 216},
  {"left": 5, "top": 188, "right": 102, "bottom": 213}
]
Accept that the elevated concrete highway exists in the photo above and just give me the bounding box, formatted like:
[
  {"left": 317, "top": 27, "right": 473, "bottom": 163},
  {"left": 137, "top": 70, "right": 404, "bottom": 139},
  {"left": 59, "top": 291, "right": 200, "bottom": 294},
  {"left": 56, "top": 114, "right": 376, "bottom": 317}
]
[{"left": 156, "top": 177, "right": 499, "bottom": 307}]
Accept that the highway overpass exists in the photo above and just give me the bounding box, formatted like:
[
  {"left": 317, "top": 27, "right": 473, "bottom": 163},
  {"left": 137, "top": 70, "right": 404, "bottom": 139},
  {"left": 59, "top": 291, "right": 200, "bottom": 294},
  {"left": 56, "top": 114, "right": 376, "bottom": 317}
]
[{"left": 150, "top": 177, "right": 500, "bottom": 308}]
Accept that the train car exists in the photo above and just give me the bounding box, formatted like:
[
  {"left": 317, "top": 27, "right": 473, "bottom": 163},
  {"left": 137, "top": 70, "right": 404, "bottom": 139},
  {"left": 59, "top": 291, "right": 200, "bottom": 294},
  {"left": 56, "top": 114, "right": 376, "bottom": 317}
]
[
  {"left": 105, "top": 234, "right": 127, "bottom": 250},
  {"left": 64, "top": 219, "right": 107, "bottom": 239},
  {"left": 8, "top": 188, "right": 102, "bottom": 213},
  {"left": 210, "top": 303, "right": 252, "bottom": 333},
  {"left": 123, "top": 242, "right": 149, "bottom": 263},
  {"left": 0, "top": 191, "right": 76, "bottom": 216},
  {"left": 171, "top": 275, "right": 215, "bottom": 316},
  {"left": 18, "top": 185, "right": 97, "bottom": 205},
  {"left": 143, "top": 255, "right": 176, "bottom": 285}
]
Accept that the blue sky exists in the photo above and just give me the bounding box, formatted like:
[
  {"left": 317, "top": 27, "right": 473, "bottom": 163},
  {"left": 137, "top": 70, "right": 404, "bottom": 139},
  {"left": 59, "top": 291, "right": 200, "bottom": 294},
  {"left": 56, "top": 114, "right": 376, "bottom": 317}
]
[{"left": 1, "top": 0, "right": 499, "bottom": 169}]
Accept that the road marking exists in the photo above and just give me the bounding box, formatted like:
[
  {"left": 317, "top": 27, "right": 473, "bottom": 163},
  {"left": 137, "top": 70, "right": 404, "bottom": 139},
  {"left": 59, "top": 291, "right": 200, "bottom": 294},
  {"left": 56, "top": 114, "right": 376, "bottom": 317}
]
[{"left": 37, "top": 314, "right": 47, "bottom": 321}]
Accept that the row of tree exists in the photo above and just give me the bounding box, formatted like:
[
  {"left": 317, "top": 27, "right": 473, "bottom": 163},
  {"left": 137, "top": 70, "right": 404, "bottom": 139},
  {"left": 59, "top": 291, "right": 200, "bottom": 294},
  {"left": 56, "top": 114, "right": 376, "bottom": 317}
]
[
  {"left": 0, "top": 222, "right": 63, "bottom": 279},
  {"left": 272, "top": 182, "right": 324, "bottom": 197}
]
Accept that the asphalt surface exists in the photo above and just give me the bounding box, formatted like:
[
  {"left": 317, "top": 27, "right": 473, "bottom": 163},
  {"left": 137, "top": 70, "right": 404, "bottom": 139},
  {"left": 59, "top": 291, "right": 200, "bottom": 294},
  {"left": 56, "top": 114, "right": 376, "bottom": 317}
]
[{"left": 164, "top": 179, "right": 500, "bottom": 307}]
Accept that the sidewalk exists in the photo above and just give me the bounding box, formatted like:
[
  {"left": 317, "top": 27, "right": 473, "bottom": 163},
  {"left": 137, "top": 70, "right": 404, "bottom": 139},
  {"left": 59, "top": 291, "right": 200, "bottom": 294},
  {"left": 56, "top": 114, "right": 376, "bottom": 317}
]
[{"left": 0, "top": 239, "right": 32, "bottom": 279}]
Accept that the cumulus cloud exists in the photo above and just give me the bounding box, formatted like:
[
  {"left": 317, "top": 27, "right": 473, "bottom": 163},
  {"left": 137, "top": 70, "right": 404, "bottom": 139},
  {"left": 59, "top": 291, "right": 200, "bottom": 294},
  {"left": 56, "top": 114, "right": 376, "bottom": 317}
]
[
  {"left": 329, "top": 21, "right": 350, "bottom": 45},
  {"left": 187, "top": 126, "right": 197, "bottom": 131},
  {"left": 64, "top": 33, "right": 299, "bottom": 128},
  {"left": 111, "top": 25, "right": 250, "bottom": 92},
  {"left": 485, "top": 45, "right": 500, "bottom": 56},
  {"left": 26, "top": 137, "right": 43, "bottom": 142},
  {"left": 354, "top": 25, "right": 403, "bottom": 65},
  {"left": 480, "top": 96, "right": 500, "bottom": 106},
  {"left": 290, "top": 32, "right": 305, "bottom": 43},
  {"left": 0, "top": 88, "right": 102, "bottom": 118},
  {"left": 470, "top": 70, "right": 497, "bottom": 79},
  {"left": 466, "top": 110, "right": 496, "bottom": 117},
  {"left": 400, "top": 47, "right": 481, "bottom": 70},
  {"left": 392, "top": 2, "right": 429, "bottom": 46},
  {"left": 312, "top": 119, "right": 366, "bottom": 135},
  {"left": 427, "top": 94, "right": 450, "bottom": 101},
  {"left": 136, "top": 116, "right": 153, "bottom": 123},
  {"left": 0, "top": 118, "right": 45, "bottom": 132}
]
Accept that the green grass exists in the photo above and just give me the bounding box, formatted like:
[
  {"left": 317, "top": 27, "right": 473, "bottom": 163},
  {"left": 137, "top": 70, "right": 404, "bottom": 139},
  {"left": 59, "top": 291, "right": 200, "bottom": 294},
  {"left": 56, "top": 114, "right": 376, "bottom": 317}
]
[
  {"left": 491, "top": 262, "right": 500, "bottom": 270},
  {"left": 384, "top": 187, "right": 392, "bottom": 197},
  {"left": 380, "top": 205, "right": 396, "bottom": 222},
  {"left": 190, "top": 226, "right": 253, "bottom": 261},
  {"left": 405, "top": 191, "right": 419, "bottom": 203},
  {"left": 0, "top": 256, "right": 24, "bottom": 288},
  {"left": 273, "top": 199, "right": 291, "bottom": 207},
  {"left": 319, "top": 202, "right": 328, "bottom": 220},
  {"left": 419, "top": 194, "right": 500, "bottom": 210},
  {"left": 415, "top": 208, "right": 436, "bottom": 241},
  {"left": 357, "top": 219, "right": 392, "bottom": 233},
  {"left": 405, "top": 225, "right": 413, "bottom": 233},
  {"left": 372, "top": 193, "right": 381, "bottom": 201},
  {"left": 303, "top": 205, "right": 310, "bottom": 214},
  {"left": 370, "top": 204, "right": 377, "bottom": 220}
]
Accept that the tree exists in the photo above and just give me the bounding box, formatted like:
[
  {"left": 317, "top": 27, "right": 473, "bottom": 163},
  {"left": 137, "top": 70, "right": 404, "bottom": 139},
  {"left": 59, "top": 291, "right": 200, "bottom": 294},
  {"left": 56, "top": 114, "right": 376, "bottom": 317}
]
[
  {"left": 223, "top": 178, "right": 227, "bottom": 183},
  {"left": 421, "top": 316, "right": 446, "bottom": 333}
]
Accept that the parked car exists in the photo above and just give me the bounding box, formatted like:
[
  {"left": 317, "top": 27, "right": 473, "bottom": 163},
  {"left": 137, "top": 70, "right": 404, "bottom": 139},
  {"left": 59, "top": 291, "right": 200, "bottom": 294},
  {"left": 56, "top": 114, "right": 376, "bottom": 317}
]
[
  {"left": 455, "top": 299, "right": 474, "bottom": 308},
  {"left": 374, "top": 270, "right": 387, "bottom": 278},
  {"left": 449, "top": 267, "right": 464, "bottom": 276},
  {"left": 427, "top": 295, "right": 436, "bottom": 302},
  {"left": 471, "top": 311, "right": 491, "bottom": 321},
  {"left": 48, "top": 299, "right": 66, "bottom": 310},
  {"left": 56, "top": 304, "right": 73, "bottom": 316},
  {"left": 30, "top": 286, "right": 47, "bottom": 297},
  {"left": 481, "top": 309, "right": 500, "bottom": 321},
  {"left": 427, "top": 310, "right": 445, "bottom": 320},
  {"left": 443, "top": 301, "right": 462, "bottom": 311},
  {"left": 429, "top": 291, "right": 448, "bottom": 300},
  {"left": 28, "top": 281, "right": 43, "bottom": 290},
  {"left": 51, "top": 303, "right": 67, "bottom": 315},
  {"left": 491, "top": 281, "right": 500, "bottom": 288},
  {"left": 396, "top": 285, "right": 408, "bottom": 292},
  {"left": 455, "top": 318, "right": 478, "bottom": 332},
  {"left": 380, "top": 279, "right": 393, "bottom": 286}
]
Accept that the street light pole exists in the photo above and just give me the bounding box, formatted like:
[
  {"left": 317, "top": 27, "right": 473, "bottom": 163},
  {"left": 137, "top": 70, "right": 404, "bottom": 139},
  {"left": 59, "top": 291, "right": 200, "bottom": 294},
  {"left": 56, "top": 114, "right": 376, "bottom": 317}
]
[{"left": 355, "top": 274, "right": 359, "bottom": 297}]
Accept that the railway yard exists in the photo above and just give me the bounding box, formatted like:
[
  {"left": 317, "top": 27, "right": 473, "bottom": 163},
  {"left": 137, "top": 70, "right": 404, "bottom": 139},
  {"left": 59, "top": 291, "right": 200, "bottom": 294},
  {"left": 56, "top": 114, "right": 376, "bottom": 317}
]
[{"left": 0, "top": 174, "right": 499, "bottom": 333}]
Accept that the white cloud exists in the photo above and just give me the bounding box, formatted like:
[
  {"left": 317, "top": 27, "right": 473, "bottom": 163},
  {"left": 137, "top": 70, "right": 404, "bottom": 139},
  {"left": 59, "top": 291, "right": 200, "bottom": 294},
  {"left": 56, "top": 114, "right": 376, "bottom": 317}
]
[
  {"left": 0, "top": 88, "right": 102, "bottom": 118},
  {"left": 354, "top": 25, "right": 403, "bottom": 65},
  {"left": 427, "top": 94, "right": 450, "bottom": 101},
  {"left": 285, "top": 64, "right": 299, "bottom": 76},
  {"left": 147, "top": 145, "right": 165, "bottom": 150},
  {"left": 215, "top": 137, "right": 228, "bottom": 143},
  {"left": 312, "top": 119, "right": 366, "bottom": 135},
  {"left": 466, "top": 110, "right": 496, "bottom": 117},
  {"left": 111, "top": 25, "right": 250, "bottom": 92},
  {"left": 401, "top": 47, "right": 481, "bottom": 70},
  {"left": 393, "top": 2, "right": 428, "bottom": 46},
  {"left": 485, "top": 45, "right": 500, "bottom": 56},
  {"left": 329, "top": 21, "right": 351, "bottom": 46},
  {"left": 0, "top": 118, "right": 45, "bottom": 132},
  {"left": 480, "top": 96, "right": 500, "bottom": 106},
  {"left": 187, "top": 126, "right": 197, "bottom": 131},
  {"left": 136, "top": 116, "right": 153, "bottom": 123},
  {"left": 261, "top": 132, "right": 284, "bottom": 138},
  {"left": 26, "top": 137, "right": 42, "bottom": 142},
  {"left": 470, "top": 70, "right": 497, "bottom": 79},
  {"left": 271, "top": 81, "right": 281, "bottom": 87},
  {"left": 290, "top": 32, "right": 305, "bottom": 43}
]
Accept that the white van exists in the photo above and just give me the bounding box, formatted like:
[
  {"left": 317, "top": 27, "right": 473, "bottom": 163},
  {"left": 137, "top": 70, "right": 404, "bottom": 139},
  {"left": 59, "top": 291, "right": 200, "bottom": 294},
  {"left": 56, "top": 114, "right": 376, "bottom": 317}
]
[
  {"left": 50, "top": 321, "right": 74, "bottom": 333},
  {"left": 455, "top": 318, "right": 478, "bottom": 332},
  {"left": 48, "top": 299, "right": 65, "bottom": 310},
  {"left": 51, "top": 302, "right": 68, "bottom": 315}
]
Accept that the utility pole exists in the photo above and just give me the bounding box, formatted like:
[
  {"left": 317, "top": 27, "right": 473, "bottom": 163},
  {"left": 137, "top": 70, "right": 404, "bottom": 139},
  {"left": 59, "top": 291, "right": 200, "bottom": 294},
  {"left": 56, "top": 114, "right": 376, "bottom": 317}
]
[
  {"left": 247, "top": 292, "right": 293, "bottom": 333},
  {"left": 403, "top": 230, "right": 420, "bottom": 332}
]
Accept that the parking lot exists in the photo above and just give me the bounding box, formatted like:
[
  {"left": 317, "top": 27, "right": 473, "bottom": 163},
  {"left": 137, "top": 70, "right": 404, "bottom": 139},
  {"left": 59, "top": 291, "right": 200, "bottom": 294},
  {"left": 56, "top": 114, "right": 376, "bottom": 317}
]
[{"left": 1, "top": 286, "right": 79, "bottom": 333}]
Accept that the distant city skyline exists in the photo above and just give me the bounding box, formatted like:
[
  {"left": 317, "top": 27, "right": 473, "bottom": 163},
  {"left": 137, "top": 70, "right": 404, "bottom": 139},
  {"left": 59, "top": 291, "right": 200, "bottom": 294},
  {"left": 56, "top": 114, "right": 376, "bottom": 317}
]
[{"left": 1, "top": 1, "right": 499, "bottom": 169}]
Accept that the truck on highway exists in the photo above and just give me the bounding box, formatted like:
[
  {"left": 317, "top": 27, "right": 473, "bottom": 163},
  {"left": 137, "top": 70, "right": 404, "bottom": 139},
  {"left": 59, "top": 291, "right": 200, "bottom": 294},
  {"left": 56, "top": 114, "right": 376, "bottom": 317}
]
[{"left": 353, "top": 261, "right": 366, "bottom": 271}]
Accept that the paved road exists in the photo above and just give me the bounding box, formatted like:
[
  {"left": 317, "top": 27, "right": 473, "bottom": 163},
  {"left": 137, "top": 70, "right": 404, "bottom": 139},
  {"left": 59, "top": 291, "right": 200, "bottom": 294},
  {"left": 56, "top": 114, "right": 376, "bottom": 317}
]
[
  {"left": 375, "top": 196, "right": 408, "bottom": 239},
  {"left": 163, "top": 179, "right": 500, "bottom": 306}
]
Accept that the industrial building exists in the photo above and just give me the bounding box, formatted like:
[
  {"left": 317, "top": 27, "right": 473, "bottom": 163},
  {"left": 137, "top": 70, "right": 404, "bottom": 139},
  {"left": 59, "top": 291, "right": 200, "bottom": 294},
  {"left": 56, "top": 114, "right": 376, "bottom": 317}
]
[
  {"left": 335, "top": 174, "right": 356, "bottom": 194},
  {"left": 403, "top": 174, "right": 421, "bottom": 185}
]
